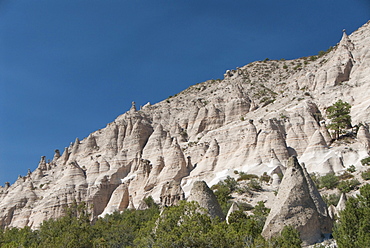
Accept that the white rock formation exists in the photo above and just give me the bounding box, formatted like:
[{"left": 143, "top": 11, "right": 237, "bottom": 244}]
[
  {"left": 262, "top": 156, "right": 333, "bottom": 245},
  {"left": 187, "top": 181, "right": 225, "bottom": 220},
  {"left": 1, "top": 21, "right": 370, "bottom": 229},
  {"left": 226, "top": 202, "right": 240, "bottom": 224}
]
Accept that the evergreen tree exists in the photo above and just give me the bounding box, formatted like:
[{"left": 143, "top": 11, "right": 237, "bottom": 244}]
[
  {"left": 333, "top": 184, "right": 370, "bottom": 247},
  {"left": 326, "top": 99, "right": 351, "bottom": 139}
]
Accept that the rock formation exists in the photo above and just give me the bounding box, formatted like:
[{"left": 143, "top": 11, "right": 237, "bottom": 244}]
[
  {"left": 187, "top": 181, "right": 225, "bottom": 220},
  {"left": 336, "top": 192, "right": 347, "bottom": 213},
  {"left": 1, "top": 21, "right": 370, "bottom": 230},
  {"left": 160, "top": 180, "right": 185, "bottom": 206},
  {"left": 226, "top": 202, "right": 240, "bottom": 224},
  {"left": 262, "top": 156, "right": 333, "bottom": 245}
]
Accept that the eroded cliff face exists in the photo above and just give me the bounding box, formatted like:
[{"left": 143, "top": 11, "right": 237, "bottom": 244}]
[{"left": 1, "top": 21, "right": 370, "bottom": 229}]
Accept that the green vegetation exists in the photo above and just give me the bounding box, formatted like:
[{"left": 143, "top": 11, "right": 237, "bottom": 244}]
[
  {"left": 237, "top": 172, "right": 259, "bottom": 181},
  {"left": 248, "top": 179, "right": 263, "bottom": 191},
  {"left": 0, "top": 200, "right": 160, "bottom": 248},
  {"left": 0, "top": 198, "right": 303, "bottom": 248},
  {"left": 361, "top": 156, "right": 370, "bottom": 166},
  {"left": 326, "top": 100, "right": 351, "bottom": 139},
  {"left": 361, "top": 169, "right": 370, "bottom": 180},
  {"left": 319, "top": 172, "right": 339, "bottom": 189},
  {"left": 271, "top": 225, "right": 302, "bottom": 248},
  {"left": 322, "top": 193, "right": 341, "bottom": 206},
  {"left": 318, "top": 46, "right": 335, "bottom": 58},
  {"left": 337, "top": 179, "right": 360, "bottom": 193},
  {"left": 347, "top": 165, "right": 356, "bottom": 173},
  {"left": 333, "top": 184, "right": 370, "bottom": 248},
  {"left": 211, "top": 176, "right": 238, "bottom": 213},
  {"left": 338, "top": 171, "right": 354, "bottom": 180},
  {"left": 260, "top": 172, "right": 271, "bottom": 183}
]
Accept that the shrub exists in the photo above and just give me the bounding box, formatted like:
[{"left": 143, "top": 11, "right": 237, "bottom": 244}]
[
  {"left": 338, "top": 171, "right": 354, "bottom": 180},
  {"left": 319, "top": 173, "right": 339, "bottom": 189},
  {"left": 347, "top": 165, "right": 356, "bottom": 173},
  {"left": 337, "top": 179, "right": 360, "bottom": 193},
  {"left": 361, "top": 156, "right": 370, "bottom": 166},
  {"left": 271, "top": 225, "right": 302, "bottom": 248},
  {"left": 361, "top": 169, "right": 370, "bottom": 180},
  {"left": 211, "top": 176, "right": 238, "bottom": 214},
  {"left": 322, "top": 193, "right": 341, "bottom": 206},
  {"left": 248, "top": 179, "right": 262, "bottom": 191},
  {"left": 260, "top": 172, "right": 271, "bottom": 183},
  {"left": 237, "top": 172, "right": 258, "bottom": 181}
]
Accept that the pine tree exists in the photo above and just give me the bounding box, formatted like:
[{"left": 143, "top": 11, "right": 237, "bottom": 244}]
[
  {"left": 326, "top": 99, "right": 351, "bottom": 139},
  {"left": 333, "top": 184, "right": 370, "bottom": 247}
]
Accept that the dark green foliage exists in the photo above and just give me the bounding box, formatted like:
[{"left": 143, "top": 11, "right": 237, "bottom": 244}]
[
  {"left": 252, "top": 201, "right": 270, "bottom": 231},
  {"left": 322, "top": 193, "right": 341, "bottom": 206},
  {"left": 293, "top": 63, "right": 302, "bottom": 70},
  {"left": 237, "top": 172, "right": 259, "bottom": 181},
  {"left": 347, "top": 165, "right": 356, "bottom": 173},
  {"left": 318, "top": 50, "right": 326, "bottom": 57},
  {"left": 319, "top": 172, "right": 339, "bottom": 189},
  {"left": 260, "top": 172, "right": 271, "bottom": 183},
  {"left": 0, "top": 198, "right": 302, "bottom": 248},
  {"left": 248, "top": 179, "right": 262, "bottom": 191},
  {"left": 318, "top": 46, "right": 335, "bottom": 58},
  {"left": 152, "top": 201, "right": 266, "bottom": 248},
  {"left": 37, "top": 202, "right": 94, "bottom": 248},
  {"left": 338, "top": 171, "right": 354, "bottom": 180},
  {"left": 211, "top": 176, "right": 238, "bottom": 214},
  {"left": 0, "top": 201, "right": 160, "bottom": 248},
  {"left": 326, "top": 100, "right": 351, "bottom": 139},
  {"left": 337, "top": 179, "right": 360, "bottom": 193},
  {"left": 333, "top": 184, "right": 370, "bottom": 248},
  {"left": 361, "top": 156, "right": 370, "bottom": 166},
  {"left": 361, "top": 169, "right": 370, "bottom": 180},
  {"left": 0, "top": 226, "right": 38, "bottom": 248},
  {"left": 271, "top": 225, "right": 302, "bottom": 248}
]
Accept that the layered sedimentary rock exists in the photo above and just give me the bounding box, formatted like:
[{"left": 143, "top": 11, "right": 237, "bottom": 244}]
[
  {"left": 262, "top": 156, "right": 333, "bottom": 245},
  {"left": 1, "top": 21, "right": 370, "bottom": 229}
]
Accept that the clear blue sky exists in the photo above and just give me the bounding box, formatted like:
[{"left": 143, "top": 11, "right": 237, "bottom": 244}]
[{"left": 0, "top": 0, "right": 369, "bottom": 185}]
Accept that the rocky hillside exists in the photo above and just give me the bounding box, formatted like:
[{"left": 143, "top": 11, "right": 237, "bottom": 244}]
[{"left": 1, "top": 21, "right": 370, "bottom": 229}]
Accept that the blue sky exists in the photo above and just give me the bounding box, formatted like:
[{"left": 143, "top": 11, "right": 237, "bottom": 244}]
[{"left": 0, "top": 1, "right": 369, "bottom": 185}]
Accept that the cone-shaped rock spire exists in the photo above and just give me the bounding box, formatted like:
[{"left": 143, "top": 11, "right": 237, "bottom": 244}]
[
  {"left": 262, "top": 156, "right": 333, "bottom": 245},
  {"left": 187, "top": 181, "right": 225, "bottom": 220}
]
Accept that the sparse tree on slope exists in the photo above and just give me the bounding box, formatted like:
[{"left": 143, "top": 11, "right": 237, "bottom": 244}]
[{"left": 326, "top": 99, "right": 351, "bottom": 139}]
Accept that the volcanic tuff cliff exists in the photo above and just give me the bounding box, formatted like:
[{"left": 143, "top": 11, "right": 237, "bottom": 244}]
[{"left": 1, "top": 21, "right": 370, "bottom": 229}]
